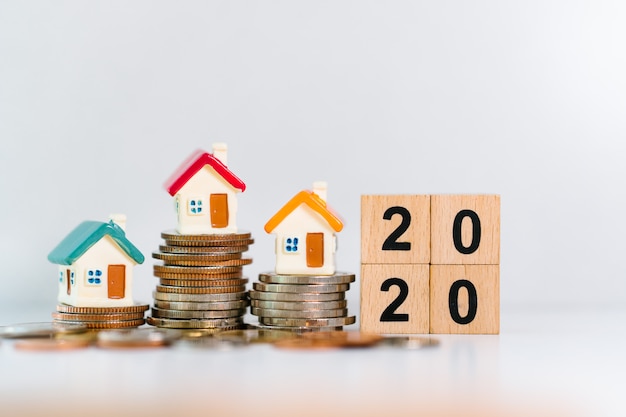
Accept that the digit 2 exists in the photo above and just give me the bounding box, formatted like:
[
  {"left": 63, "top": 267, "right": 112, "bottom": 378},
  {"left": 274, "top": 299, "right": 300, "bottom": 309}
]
[
  {"left": 379, "top": 278, "right": 409, "bottom": 322},
  {"left": 382, "top": 206, "right": 411, "bottom": 251}
]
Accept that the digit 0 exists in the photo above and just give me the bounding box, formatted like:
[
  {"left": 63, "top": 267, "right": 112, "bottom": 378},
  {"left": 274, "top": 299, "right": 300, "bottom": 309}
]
[
  {"left": 452, "top": 209, "right": 481, "bottom": 254},
  {"left": 448, "top": 279, "right": 477, "bottom": 325}
]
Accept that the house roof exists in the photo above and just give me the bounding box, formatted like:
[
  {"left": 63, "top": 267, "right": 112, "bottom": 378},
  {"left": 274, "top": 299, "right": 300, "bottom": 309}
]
[
  {"left": 164, "top": 149, "right": 246, "bottom": 196},
  {"left": 264, "top": 190, "right": 344, "bottom": 233},
  {"left": 48, "top": 221, "right": 145, "bottom": 266}
]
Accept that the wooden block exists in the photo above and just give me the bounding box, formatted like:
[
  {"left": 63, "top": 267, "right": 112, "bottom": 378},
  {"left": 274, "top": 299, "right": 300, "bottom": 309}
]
[
  {"left": 360, "top": 264, "right": 429, "bottom": 334},
  {"left": 431, "top": 194, "right": 500, "bottom": 265},
  {"left": 361, "top": 195, "right": 430, "bottom": 264},
  {"left": 429, "top": 265, "right": 499, "bottom": 334}
]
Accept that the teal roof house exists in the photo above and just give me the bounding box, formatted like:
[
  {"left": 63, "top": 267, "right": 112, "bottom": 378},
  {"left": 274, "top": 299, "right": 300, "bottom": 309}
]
[{"left": 48, "top": 214, "right": 144, "bottom": 307}]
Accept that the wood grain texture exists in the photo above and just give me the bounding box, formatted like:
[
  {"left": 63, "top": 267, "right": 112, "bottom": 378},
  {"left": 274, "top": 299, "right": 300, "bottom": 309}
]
[
  {"left": 431, "top": 195, "right": 500, "bottom": 265},
  {"left": 429, "top": 265, "right": 499, "bottom": 334},
  {"left": 361, "top": 195, "right": 430, "bottom": 265},
  {"left": 360, "top": 264, "right": 429, "bottom": 334}
]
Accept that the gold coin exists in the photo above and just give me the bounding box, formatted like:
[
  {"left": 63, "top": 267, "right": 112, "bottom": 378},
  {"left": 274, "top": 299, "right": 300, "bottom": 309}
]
[
  {"left": 152, "top": 251, "right": 242, "bottom": 262},
  {"left": 152, "top": 290, "right": 248, "bottom": 302},
  {"left": 248, "top": 290, "right": 344, "bottom": 302},
  {"left": 156, "top": 258, "right": 252, "bottom": 267},
  {"left": 151, "top": 307, "right": 247, "bottom": 319},
  {"left": 14, "top": 339, "right": 91, "bottom": 351},
  {"left": 274, "top": 332, "right": 383, "bottom": 350},
  {"left": 52, "top": 312, "right": 146, "bottom": 322},
  {"left": 154, "top": 299, "right": 249, "bottom": 311},
  {"left": 146, "top": 316, "right": 243, "bottom": 329},
  {"left": 251, "top": 307, "right": 348, "bottom": 319},
  {"left": 258, "top": 272, "right": 355, "bottom": 285},
  {"left": 0, "top": 322, "right": 88, "bottom": 338},
  {"left": 259, "top": 316, "right": 356, "bottom": 328},
  {"left": 250, "top": 299, "right": 347, "bottom": 311},
  {"left": 161, "top": 230, "right": 252, "bottom": 241},
  {"left": 55, "top": 304, "right": 150, "bottom": 314},
  {"left": 158, "top": 278, "right": 249, "bottom": 287},
  {"left": 154, "top": 264, "right": 243, "bottom": 275},
  {"left": 156, "top": 284, "right": 246, "bottom": 294},
  {"left": 154, "top": 271, "right": 243, "bottom": 280},
  {"left": 159, "top": 244, "right": 249, "bottom": 254},
  {"left": 164, "top": 238, "right": 254, "bottom": 247},
  {"left": 252, "top": 282, "right": 350, "bottom": 294},
  {"left": 53, "top": 319, "right": 145, "bottom": 329}
]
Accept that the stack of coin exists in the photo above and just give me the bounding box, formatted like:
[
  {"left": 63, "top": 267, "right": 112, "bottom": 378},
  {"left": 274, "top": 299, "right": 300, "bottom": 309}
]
[
  {"left": 52, "top": 303, "right": 149, "bottom": 329},
  {"left": 250, "top": 272, "right": 356, "bottom": 331},
  {"left": 147, "top": 230, "right": 253, "bottom": 330}
]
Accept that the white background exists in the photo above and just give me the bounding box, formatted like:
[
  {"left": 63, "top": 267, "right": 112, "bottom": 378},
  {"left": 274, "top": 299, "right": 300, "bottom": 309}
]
[{"left": 1, "top": 2, "right": 625, "bottom": 416}]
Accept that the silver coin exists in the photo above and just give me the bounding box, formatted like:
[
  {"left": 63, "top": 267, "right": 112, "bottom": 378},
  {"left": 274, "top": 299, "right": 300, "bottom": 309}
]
[
  {"left": 154, "top": 299, "right": 249, "bottom": 311},
  {"left": 151, "top": 307, "right": 247, "bottom": 319},
  {"left": 251, "top": 307, "right": 348, "bottom": 319},
  {"left": 253, "top": 282, "right": 350, "bottom": 294},
  {"left": 97, "top": 328, "right": 182, "bottom": 348},
  {"left": 259, "top": 316, "right": 356, "bottom": 328},
  {"left": 216, "top": 328, "right": 297, "bottom": 344},
  {"left": 258, "top": 272, "right": 355, "bottom": 285},
  {"left": 250, "top": 299, "right": 347, "bottom": 311},
  {"left": 147, "top": 316, "right": 243, "bottom": 329},
  {"left": 0, "top": 322, "right": 88, "bottom": 338},
  {"left": 377, "top": 336, "right": 440, "bottom": 349},
  {"left": 249, "top": 290, "right": 344, "bottom": 302},
  {"left": 152, "top": 291, "right": 248, "bottom": 302},
  {"left": 258, "top": 324, "right": 345, "bottom": 333}
]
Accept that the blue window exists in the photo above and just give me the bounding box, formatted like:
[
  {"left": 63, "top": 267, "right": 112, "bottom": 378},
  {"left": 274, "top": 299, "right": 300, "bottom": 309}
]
[
  {"left": 70, "top": 271, "right": 75, "bottom": 285},
  {"left": 59, "top": 271, "right": 63, "bottom": 283},
  {"left": 86, "top": 269, "right": 103, "bottom": 285},
  {"left": 284, "top": 237, "right": 300, "bottom": 254},
  {"left": 188, "top": 198, "right": 204, "bottom": 215}
]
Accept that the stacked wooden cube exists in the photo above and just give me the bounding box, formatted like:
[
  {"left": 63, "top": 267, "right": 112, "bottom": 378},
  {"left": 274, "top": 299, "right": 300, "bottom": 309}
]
[{"left": 360, "top": 195, "right": 500, "bottom": 334}]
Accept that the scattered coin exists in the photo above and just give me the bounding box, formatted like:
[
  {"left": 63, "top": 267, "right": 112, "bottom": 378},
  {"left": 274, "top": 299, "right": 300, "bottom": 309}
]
[
  {"left": 0, "top": 322, "right": 88, "bottom": 339},
  {"left": 273, "top": 331, "right": 382, "bottom": 350},
  {"left": 259, "top": 316, "right": 356, "bottom": 328},
  {"left": 154, "top": 299, "right": 248, "bottom": 311},
  {"left": 97, "top": 328, "right": 182, "bottom": 349},
  {"left": 253, "top": 282, "right": 350, "bottom": 294},
  {"left": 55, "top": 303, "right": 150, "bottom": 314},
  {"left": 151, "top": 307, "right": 247, "bottom": 319},
  {"left": 377, "top": 336, "right": 440, "bottom": 349},
  {"left": 14, "top": 339, "right": 91, "bottom": 351},
  {"left": 250, "top": 299, "right": 347, "bottom": 311},
  {"left": 249, "top": 290, "right": 344, "bottom": 303},
  {"left": 146, "top": 316, "right": 243, "bottom": 329},
  {"left": 251, "top": 307, "right": 348, "bottom": 319},
  {"left": 258, "top": 272, "right": 355, "bottom": 285},
  {"left": 156, "top": 284, "right": 246, "bottom": 294},
  {"left": 216, "top": 328, "right": 298, "bottom": 344},
  {"left": 152, "top": 290, "right": 248, "bottom": 302}
]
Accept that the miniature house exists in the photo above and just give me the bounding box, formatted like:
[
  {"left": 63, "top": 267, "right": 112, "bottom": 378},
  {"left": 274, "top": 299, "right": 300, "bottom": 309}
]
[
  {"left": 48, "top": 215, "right": 145, "bottom": 307},
  {"left": 164, "top": 143, "right": 246, "bottom": 235},
  {"left": 265, "top": 182, "right": 343, "bottom": 275}
]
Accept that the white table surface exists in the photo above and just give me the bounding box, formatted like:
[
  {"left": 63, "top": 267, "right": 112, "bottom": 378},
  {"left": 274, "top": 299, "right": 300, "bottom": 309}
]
[{"left": 1, "top": 304, "right": 623, "bottom": 417}]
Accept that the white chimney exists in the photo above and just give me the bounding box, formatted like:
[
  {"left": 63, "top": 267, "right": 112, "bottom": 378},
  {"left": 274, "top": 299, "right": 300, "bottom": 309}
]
[
  {"left": 312, "top": 181, "right": 328, "bottom": 202},
  {"left": 212, "top": 142, "right": 228, "bottom": 165},
  {"left": 109, "top": 214, "right": 127, "bottom": 232}
]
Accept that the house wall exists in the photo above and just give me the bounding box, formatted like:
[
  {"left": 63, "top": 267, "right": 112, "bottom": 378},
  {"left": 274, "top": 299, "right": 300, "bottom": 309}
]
[
  {"left": 175, "top": 166, "right": 239, "bottom": 234},
  {"left": 57, "top": 236, "right": 136, "bottom": 307},
  {"left": 272, "top": 205, "right": 337, "bottom": 275}
]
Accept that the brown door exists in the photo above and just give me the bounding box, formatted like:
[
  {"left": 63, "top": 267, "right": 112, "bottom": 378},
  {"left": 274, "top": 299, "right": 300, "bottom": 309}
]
[
  {"left": 306, "top": 233, "right": 324, "bottom": 268},
  {"left": 210, "top": 194, "right": 229, "bottom": 228},
  {"left": 66, "top": 269, "right": 71, "bottom": 295},
  {"left": 108, "top": 265, "right": 125, "bottom": 299}
]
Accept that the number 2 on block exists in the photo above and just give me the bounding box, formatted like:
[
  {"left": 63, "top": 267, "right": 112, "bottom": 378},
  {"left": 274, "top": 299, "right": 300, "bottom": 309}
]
[
  {"left": 381, "top": 206, "right": 411, "bottom": 251},
  {"left": 379, "top": 278, "right": 409, "bottom": 322}
]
